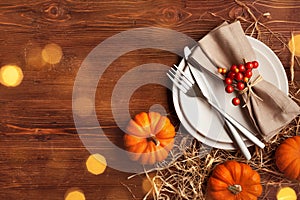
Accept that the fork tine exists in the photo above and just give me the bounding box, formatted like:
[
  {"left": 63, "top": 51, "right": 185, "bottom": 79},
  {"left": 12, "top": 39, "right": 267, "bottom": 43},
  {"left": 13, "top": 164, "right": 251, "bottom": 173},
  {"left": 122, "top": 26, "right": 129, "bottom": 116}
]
[
  {"left": 169, "top": 67, "right": 192, "bottom": 89},
  {"left": 166, "top": 72, "right": 188, "bottom": 93},
  {"left": 173, "top": 64, "right": 195, "bottom": 85},
  {"left": 168, "top": 68, "right": 191, "bottom": 90}
]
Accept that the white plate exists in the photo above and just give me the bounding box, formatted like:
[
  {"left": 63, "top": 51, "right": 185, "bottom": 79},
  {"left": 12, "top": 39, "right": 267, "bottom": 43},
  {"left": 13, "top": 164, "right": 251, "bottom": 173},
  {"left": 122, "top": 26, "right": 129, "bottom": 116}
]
[{"left": 172, "top": 36, "right": 288, "bottom": 150}]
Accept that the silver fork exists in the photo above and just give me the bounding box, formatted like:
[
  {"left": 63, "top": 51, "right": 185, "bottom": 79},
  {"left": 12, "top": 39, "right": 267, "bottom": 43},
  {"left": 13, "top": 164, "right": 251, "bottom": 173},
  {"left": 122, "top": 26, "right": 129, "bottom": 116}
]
[
  {"left": 167, "top": 65, "right": 204, "bottom": 98},
  {"left": 167, "top": 64, "right": 265, "bottom": 159}
]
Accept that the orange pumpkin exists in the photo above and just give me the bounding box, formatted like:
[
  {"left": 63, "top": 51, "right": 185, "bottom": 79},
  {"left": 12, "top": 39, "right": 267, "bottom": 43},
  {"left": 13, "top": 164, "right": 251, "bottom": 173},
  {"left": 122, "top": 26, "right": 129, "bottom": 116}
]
[
  {"left": 207, "top": 161, "right": 262, "bottom": 200},
  {"left": 124, "top": 112, "right": 176, "bottom": 165},
  {"left": 275, "top": 136, "right": 300, "bottom": 181}
]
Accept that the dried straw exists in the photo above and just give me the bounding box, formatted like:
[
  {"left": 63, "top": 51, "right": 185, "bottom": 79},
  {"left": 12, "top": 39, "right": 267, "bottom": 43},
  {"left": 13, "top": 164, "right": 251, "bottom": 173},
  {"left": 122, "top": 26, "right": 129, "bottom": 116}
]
[{"left": 139, "top": 112, "right": 300, "bottom": 199}]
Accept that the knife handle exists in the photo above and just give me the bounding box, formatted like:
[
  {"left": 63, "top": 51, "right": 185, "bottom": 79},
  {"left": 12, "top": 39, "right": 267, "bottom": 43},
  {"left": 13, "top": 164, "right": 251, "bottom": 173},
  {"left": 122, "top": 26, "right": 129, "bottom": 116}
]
[
  {"left": 210, "top": 101, "right": 265, "bottom": 149},
  {"left": 225, "top": 119, "right": 251, "bottom": 160}
]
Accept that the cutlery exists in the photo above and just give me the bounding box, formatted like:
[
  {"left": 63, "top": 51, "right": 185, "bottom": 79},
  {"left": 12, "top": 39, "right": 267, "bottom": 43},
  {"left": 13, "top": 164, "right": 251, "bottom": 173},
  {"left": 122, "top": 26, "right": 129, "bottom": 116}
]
[
  {"left": 183, "top": 46, "right": 265, "bottom": 149},
  {"left": 168, "top": 64, "right": 251, "bottom": 160}
]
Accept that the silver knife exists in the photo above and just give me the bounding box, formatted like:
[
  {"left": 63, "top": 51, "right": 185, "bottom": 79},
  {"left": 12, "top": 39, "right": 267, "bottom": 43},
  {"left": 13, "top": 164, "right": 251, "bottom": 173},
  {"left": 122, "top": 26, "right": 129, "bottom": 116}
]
[
  {"left": 184, "top": 46, "right": 265, "bottom": 150},
  {"left": 184, "top": 49, "right": 251, "bottom": 159}
]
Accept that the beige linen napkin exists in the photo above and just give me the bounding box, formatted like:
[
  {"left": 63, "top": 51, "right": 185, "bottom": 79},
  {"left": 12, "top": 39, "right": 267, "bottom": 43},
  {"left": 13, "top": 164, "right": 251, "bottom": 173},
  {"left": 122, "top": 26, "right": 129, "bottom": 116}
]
[{"left": 195, "top": 21, "right": 300, "bottom": 141}]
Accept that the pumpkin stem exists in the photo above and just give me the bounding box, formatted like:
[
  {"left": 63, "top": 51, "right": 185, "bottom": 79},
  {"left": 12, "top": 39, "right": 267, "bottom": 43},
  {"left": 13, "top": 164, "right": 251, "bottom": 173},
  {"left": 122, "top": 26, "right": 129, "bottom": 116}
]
[
  {"left": 228, "top": 184, "right": 242, "bottom": 195},
  {"left": 148, "top": 136, "right": 160, "bottom": 146}
]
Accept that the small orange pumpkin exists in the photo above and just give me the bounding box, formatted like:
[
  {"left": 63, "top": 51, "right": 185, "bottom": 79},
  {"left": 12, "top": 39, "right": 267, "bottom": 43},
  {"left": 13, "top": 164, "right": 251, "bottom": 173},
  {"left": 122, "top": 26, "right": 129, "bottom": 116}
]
[
  {"left": 275, "top": 135, "right": 300, "bottom": 181},
  {"left": 207, "top": 160, "right": 262, "bottom": 200},
  {"left": 124, "top": 112, "right": 176, "bottom": 165}
]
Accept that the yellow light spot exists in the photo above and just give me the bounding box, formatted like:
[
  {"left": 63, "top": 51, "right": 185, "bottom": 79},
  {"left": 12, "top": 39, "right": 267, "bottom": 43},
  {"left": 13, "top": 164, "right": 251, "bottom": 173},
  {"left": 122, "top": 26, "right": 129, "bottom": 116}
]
[
  {"left": 142, "top": 172, "right": 162, "bottom": 195},
  {"left": 26, "top": 45, "right": 46, "bottom": 68},
  {"left": 42, "top": 43, "right": 63, "bottom": 64},
  {"left": 0, "top": 65, "right": 23, "bottom": 87},
  {"left": 289, "top": 34, "right": 300, "bottom": 57},
  {"left": 73, "top": 97, "right": 94, "bottom": 116},
  {"left": 64, "top": 188, "right": 85, "bottom": 200},
  {"left": 277, "top": 187, "right": 297, "bottom": 200},
  {"left": 142, "top": 177, "right": 153, "bottom": 194},
  {"left": 86, "top": 154, "right": 107, "bottom": 175}
]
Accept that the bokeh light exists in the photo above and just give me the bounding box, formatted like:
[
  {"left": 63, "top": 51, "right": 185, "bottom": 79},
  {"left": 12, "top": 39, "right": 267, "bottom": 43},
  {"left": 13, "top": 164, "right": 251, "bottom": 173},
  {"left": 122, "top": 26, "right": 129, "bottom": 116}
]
[
  {"left": 276, "top": 187, "right": 297, "bottom": 200},
  {"left": 64, "top": 188, "right": 85, "bottom": 200},
  {"left": 0, "top": 65, "right": 24, "bottom": 87},
  {"left": 42, "top": 43, "right": 63, "bottom": 64},
  {"left": 142, "top": 173, "right": 162, "bottom": 195},
  {"left": 288, "top": 34, "right": 300, "bottom": 57},
  {"left": 26, "top": 45, "right": 46, "bottom": 68},
  {"left": 86, "top": 154, "right": 107, "bottom": 175}
]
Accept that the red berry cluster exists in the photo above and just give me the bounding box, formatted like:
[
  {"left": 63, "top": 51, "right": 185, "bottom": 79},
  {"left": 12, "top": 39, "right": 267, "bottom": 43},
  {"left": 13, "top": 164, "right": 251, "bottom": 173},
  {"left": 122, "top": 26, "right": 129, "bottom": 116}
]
[{"left": 218, "top": 61, "right": 259, "bottom": 106}]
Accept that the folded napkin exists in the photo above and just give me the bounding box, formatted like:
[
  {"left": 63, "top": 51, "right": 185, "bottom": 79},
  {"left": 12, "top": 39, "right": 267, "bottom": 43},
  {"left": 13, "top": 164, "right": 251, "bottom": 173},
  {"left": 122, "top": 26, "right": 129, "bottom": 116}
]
[{"left": 196, "top": 21, "right": 300, "bottom": 141}]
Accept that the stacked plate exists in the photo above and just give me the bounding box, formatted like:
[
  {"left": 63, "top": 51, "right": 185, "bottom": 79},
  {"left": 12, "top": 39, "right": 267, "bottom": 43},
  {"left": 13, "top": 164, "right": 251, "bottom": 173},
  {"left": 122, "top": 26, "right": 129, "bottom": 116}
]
[{"left": 172, "top": 36, "right": 289, "bottom": 149}]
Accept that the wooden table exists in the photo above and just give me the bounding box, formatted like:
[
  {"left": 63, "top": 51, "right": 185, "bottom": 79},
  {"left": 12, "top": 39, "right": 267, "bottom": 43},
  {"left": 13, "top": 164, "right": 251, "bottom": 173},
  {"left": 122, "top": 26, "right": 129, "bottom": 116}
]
[{"left": 1, "top": 0, "right": 300, "bottom": 199}]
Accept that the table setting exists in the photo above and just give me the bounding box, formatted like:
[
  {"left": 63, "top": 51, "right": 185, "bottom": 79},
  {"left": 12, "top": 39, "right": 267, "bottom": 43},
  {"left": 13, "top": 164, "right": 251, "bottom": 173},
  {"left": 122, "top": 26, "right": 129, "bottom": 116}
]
[{"left": 168, "top": 21, "right": 299, "bottom": 158}]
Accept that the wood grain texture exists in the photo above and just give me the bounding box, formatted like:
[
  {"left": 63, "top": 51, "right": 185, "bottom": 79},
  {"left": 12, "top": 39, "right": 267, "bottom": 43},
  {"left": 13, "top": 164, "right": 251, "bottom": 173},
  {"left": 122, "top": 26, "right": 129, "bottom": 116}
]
[{"left": 0, "top": 0, "right": 300, "bottom": 199}]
